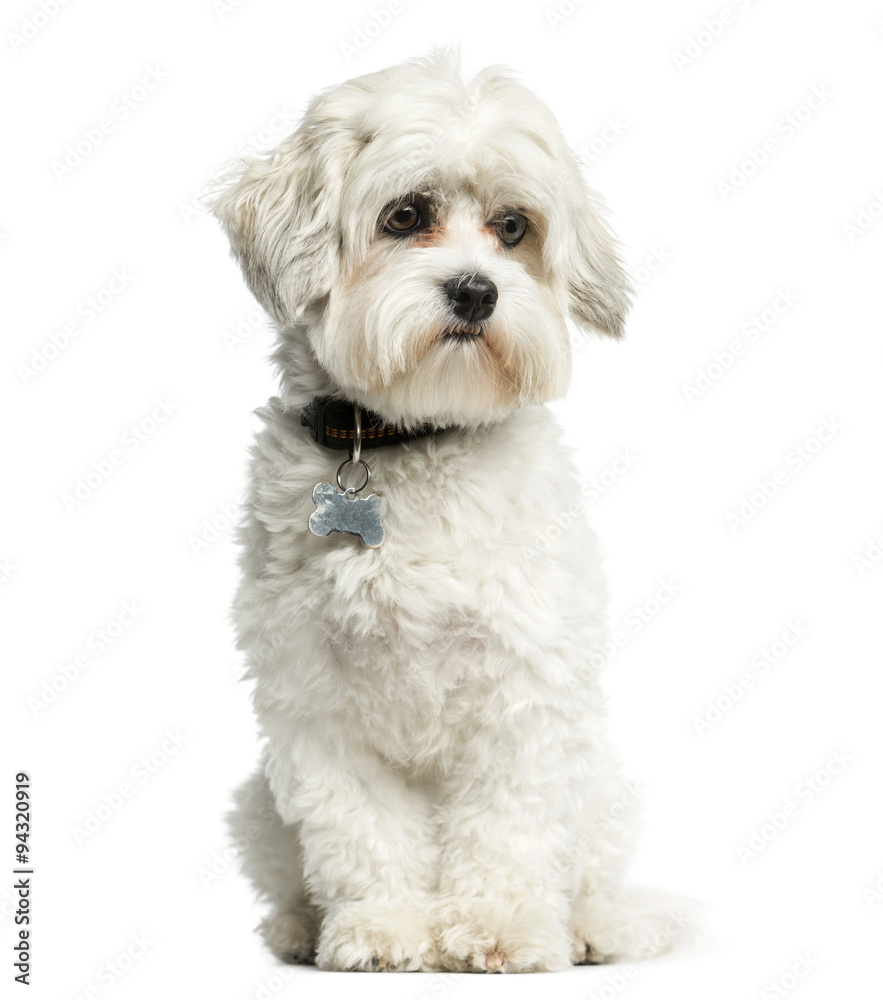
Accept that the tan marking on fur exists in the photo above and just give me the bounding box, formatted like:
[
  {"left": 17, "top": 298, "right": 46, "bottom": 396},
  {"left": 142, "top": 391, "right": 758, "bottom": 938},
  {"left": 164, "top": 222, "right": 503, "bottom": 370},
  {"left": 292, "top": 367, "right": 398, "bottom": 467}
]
[
  {"left": 404, "top": 323, "right": 448, "bottom": 372},
  {"left": 509, "top": 222, "right": 547, "bottom": 281},
  {"left": 411, "top": 225, "right": 448, "bottom": 247},
  {"left": 482, "top": 326, "right": 525, "bottom": 396},
  {"left": 474, "top": 218, "right": 548, "bottom": 282}
]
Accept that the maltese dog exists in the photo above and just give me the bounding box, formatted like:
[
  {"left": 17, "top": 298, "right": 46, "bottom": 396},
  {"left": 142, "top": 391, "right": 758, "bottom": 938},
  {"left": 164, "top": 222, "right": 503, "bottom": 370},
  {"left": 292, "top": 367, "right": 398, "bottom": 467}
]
[{"left": 213, "top": 51, "right": 686, "bottom": 973}]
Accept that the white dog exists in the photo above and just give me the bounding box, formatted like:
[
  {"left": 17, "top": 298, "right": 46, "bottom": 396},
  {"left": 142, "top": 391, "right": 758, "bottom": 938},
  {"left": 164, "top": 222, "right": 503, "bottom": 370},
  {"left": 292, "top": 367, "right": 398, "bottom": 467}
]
[{"left": 214, "top": 51, "right": 685, "bottom": 973}]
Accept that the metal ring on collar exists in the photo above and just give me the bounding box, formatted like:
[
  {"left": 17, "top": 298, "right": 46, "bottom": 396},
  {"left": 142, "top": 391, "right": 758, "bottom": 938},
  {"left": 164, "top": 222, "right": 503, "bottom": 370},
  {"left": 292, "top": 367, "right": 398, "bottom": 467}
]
[
  {"left": 336, "top": 457, "right": 370, "bottom": 494},
  {"left": 352, "top": 405, "right": 362, "bottom": 466}
]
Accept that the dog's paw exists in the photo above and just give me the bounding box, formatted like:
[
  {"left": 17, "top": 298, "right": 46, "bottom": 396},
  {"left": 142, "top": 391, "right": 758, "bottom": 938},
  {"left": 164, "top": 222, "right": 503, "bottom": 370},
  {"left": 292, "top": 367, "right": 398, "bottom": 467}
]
[
  {"left": 570, "top": 937, "right": 604, "bottom": 965},
  {"left": 259, "top": 909, "right": 318, "bottom": 964},
  {"left": 315, "top": 899, "right": 438, "bottom": 972},
  {"left": 434, "top": 896, "right": 571, "bottom": 973},
  {"left": 570, "top": 888, "right": 697, "bottom": 962}
]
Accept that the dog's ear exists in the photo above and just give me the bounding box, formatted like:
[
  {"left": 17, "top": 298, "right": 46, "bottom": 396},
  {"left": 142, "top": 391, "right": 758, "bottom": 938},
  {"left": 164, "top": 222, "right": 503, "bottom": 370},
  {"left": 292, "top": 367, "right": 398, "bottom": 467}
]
[
  {"left": 211, "top": 126, "right": 342, "bottom": 325},
  {"left": 560, "top": 183, "right": 633, "bottom": 339}
]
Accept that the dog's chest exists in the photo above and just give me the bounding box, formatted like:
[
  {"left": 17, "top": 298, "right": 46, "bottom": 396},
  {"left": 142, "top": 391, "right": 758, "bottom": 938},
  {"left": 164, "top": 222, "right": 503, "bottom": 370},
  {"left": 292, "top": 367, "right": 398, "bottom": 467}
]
[
  {"left": 313, "top": 512, "right": 509, "bottom": 771},
  {"left": 256, "top": 405, "right": 596, "bottom": 773},
  {"left": 300, "top": 420, "right": 574, "bottom": 771}
]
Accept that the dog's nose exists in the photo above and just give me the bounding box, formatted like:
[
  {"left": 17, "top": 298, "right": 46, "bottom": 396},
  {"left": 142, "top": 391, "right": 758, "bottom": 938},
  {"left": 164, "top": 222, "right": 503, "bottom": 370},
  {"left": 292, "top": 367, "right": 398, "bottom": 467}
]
[{"left": 444, "top": 275, "right": 498, "bottom": 323}]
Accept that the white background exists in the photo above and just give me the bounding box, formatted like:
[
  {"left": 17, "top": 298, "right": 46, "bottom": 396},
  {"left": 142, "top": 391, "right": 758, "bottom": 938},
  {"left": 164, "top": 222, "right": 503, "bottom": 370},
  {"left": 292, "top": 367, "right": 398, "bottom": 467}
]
[{"left": 4, "top": 0, "right": 882, "bottom": 998}]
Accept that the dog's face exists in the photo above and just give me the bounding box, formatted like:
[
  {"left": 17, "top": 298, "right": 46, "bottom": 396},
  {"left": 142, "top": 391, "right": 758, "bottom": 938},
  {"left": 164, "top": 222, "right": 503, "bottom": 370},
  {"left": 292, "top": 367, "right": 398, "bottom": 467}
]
[{"left": 213, "top": 54, "right": 631, "bottom": 427}]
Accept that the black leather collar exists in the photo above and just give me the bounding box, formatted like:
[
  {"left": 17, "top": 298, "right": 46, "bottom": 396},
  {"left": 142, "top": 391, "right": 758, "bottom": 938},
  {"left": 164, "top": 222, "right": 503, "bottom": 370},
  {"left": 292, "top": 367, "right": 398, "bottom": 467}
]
[{"left": 300, "top": 396, "right": 441, "bottom": 451}]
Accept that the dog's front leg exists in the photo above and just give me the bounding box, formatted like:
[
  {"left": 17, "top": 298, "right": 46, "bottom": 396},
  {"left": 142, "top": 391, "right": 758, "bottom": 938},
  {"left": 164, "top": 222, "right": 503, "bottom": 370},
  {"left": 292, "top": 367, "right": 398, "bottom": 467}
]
[
  {"left": 433, "top": 710, "right": 582, "bottom": 973},
  {"left": 263, "top": 720, "right": 440, "bottom": 972}
]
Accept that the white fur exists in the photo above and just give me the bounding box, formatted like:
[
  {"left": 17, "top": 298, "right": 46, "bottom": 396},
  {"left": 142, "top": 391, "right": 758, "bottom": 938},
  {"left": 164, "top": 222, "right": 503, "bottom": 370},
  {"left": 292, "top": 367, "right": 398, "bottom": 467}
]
[{"left": 215, "top": 51, "right": 687, "bottom": 973}]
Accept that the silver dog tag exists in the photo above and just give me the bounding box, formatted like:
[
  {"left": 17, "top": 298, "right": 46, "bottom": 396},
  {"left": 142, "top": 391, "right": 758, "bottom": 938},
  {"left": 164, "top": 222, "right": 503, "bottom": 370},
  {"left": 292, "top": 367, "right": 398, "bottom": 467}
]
[{"left": 309, "top": 482, "right": 387, "bottom": 548}]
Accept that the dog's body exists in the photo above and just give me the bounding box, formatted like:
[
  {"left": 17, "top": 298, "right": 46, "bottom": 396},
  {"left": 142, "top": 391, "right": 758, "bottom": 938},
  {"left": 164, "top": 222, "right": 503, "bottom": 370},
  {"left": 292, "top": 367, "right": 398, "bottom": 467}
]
[{"left": 216, "top": 52, "right": 681, "bottom": 972}]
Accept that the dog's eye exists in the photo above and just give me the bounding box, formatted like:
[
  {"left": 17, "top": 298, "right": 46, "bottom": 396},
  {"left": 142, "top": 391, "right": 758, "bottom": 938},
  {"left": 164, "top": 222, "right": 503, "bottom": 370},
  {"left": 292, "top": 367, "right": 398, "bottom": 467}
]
[
  {"left": 385, "top": 204, "right": 421, "bottom": 233},
  {"left": 497, "top": 213, "right": 528, "bottom": 246}
]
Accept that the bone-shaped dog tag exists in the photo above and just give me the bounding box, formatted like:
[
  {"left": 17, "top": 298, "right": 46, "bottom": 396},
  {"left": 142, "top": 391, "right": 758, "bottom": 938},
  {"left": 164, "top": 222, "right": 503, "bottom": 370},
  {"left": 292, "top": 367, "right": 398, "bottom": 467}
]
[{"left": 308, "top": 482, "right": 387, "bottom": 548}]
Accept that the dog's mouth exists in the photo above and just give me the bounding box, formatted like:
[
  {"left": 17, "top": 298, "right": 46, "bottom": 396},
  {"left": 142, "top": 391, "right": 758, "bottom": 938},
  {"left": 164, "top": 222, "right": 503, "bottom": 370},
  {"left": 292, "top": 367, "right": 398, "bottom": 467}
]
[{"left": 440, "top": 326, "right": 483, "bottom": 344}]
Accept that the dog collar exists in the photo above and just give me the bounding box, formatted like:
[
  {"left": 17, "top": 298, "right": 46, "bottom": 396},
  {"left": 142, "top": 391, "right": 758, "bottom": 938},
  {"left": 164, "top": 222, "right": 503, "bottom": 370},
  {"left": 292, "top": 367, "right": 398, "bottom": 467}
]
[{"left": 300, "top": 396, "right": 440, "bottom": 450}]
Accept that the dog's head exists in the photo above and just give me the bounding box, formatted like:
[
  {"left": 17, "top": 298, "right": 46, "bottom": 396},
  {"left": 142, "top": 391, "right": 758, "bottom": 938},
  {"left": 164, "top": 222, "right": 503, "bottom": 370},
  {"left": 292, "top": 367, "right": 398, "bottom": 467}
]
[{"left": 213, "top": 52, "right": 631, "bottom": 427}]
